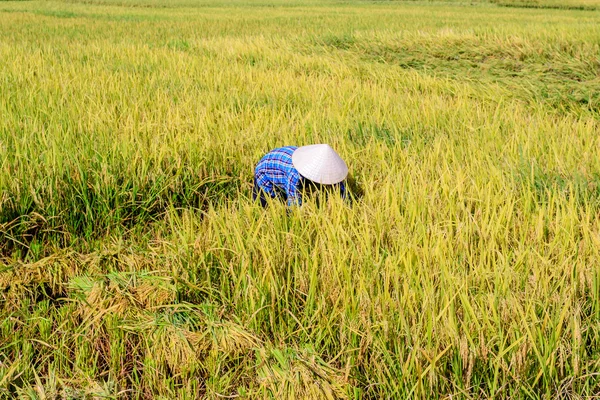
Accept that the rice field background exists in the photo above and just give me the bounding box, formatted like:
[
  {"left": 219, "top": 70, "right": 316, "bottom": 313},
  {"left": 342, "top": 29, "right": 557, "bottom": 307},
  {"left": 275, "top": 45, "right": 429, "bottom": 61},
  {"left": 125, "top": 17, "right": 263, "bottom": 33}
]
[{"left": 1, "top": 0, "right": 600, "bottom": 398}]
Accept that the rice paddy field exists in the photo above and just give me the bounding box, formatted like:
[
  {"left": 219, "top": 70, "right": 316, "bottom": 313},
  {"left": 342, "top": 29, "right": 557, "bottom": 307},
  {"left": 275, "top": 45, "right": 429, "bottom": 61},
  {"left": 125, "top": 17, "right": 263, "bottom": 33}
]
[{"left": 1, "top": 0, "right": 600, "bottom": 397}]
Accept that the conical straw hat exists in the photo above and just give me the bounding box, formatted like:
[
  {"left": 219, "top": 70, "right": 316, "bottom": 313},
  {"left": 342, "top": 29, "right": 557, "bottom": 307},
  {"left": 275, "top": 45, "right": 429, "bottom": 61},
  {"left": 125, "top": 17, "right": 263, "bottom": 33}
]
[{"left": 292, "top": 144, "right": 348, "bottom": 185}]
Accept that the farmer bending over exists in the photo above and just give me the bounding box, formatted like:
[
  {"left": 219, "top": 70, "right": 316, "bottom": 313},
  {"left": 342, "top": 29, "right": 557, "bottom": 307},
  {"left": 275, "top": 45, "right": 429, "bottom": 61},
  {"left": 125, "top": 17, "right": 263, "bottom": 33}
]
[{"left": 253, "top": 144, "right": 348, "bottom": 207}]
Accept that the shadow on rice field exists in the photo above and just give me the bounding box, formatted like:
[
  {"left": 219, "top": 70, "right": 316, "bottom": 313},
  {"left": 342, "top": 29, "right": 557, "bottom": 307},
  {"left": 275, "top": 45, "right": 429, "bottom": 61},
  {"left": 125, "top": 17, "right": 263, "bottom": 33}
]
[
  {"left": 491, "top": 0, "right": 600, "bottom": 10},
  {"left": 314, "top": 33, "right": 600, "bottom": 114},
  {"left": 0, "top": 163, "right": 240, "bottom": 260},
  {"left": 516, "top": 160, "right": 600, "bottom": 208}
]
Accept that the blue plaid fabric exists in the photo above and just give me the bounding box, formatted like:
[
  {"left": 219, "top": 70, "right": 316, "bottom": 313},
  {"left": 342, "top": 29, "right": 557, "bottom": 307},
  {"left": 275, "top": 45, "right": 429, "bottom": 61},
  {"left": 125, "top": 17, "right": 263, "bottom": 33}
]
[
  {"left": 254, "top": 146, "right": 302, "bottom": 206},
  {"left": 254, "top": 146, "right": 346, "bottom": 206}
]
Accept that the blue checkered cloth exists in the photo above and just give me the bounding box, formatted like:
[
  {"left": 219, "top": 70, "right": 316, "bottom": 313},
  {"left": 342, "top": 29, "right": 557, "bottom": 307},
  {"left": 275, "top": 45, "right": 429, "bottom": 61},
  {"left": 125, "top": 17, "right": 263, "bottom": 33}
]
[{"left": 253, "top": 146, "right": 346, "bottom": 206}]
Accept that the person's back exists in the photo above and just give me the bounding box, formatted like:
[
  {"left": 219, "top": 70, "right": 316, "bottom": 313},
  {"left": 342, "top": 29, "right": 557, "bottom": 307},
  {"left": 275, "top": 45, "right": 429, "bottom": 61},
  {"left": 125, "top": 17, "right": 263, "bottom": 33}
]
[{"left": 254, "top": 146, "right": 301, "bottom": 206}]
